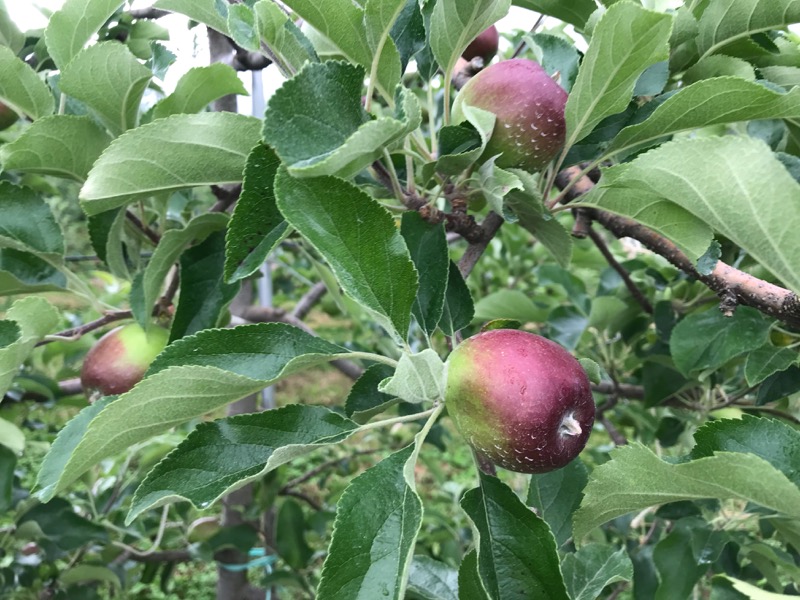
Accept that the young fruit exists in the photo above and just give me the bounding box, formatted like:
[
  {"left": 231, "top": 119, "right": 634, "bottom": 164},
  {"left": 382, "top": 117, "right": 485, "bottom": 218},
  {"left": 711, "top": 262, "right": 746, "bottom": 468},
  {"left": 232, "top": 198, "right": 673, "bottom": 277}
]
[
  {"left": 0, "top": 102, "right": 18, "bottom": 131},
  {"left": 445, "top": 329, "right": 595, "bottom": 474},
  {"left": 462, "top": 26, "right": 499, "bottom": 63},
  {"left": 80, "top": 323, "right": 169, "bottom": 397},
  {"left": 451, "top": 58, "right": 567, "bottom": 171}
]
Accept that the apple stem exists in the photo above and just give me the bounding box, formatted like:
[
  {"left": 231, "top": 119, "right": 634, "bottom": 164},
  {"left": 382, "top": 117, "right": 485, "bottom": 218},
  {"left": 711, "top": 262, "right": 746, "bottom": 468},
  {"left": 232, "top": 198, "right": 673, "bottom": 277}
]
[{"left": 559, "top": 413, "right": 582, "bottom": 437}]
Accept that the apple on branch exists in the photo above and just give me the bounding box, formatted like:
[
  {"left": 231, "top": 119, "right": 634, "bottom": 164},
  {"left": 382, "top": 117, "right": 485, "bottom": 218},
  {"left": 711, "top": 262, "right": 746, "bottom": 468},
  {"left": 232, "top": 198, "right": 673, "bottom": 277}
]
[
  {"left": 80, "top": 323, "right": 169, "bottom": 398},
  {"left": 445, "top": 329, "right": 595, "bottom": 474}
]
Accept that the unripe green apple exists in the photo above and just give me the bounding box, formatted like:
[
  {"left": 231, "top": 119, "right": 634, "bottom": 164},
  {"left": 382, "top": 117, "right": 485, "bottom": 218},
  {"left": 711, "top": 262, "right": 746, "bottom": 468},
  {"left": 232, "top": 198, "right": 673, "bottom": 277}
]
[
  {"left": 462, "top": 26, "right": 499, "bottom": 63},
  {"left": 452, "top": 59, "right": 567, "bottom": 171},
  {"left": 0, "top": 102, "right": 18, "bottom": 131},
  {"left": 80, "top": 323, "right": 169, "bottom": 397},
  {"left": 445, "top": 329, "right": 595, "bottom": 474}
]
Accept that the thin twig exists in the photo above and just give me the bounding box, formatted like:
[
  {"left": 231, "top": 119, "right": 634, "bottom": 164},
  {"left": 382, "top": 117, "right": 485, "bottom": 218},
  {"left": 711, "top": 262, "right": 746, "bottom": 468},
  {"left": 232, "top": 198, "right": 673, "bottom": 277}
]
[
  {"left": 210, "top": 184, "right": 242, "bottom": 213},
  {"left": 35, "top": 310, "right": 134, "bottom": 347},
  {"left": 280, "top": 489, "right": 323, "bottom": 511},
  {"left": 125, "top": 210, "right": 161, "bottom": 246},
  {"left": 510, "top": 14, "right": 546, "bottom": 59},
  {"left": 600, "top": 415, "right": 627, "bottom": 446},
  {"left": 280, "top": 449, "right": 379, "bottom": 492},
  {"left": 587, "top": 227, "right": 654, "bottom": 314}
]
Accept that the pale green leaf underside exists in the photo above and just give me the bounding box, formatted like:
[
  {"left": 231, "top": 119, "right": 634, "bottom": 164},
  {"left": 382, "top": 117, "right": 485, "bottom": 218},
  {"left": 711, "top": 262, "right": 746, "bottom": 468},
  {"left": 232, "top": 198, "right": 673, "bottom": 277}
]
[
  {"left": 153, "top": 0, "right": 229, "bottom": 35},
  {"left": 573, "top": 443, "right": 800, "bottom": 542},
  {"left": 80, "top": 112, "right": 262, "bottom": 214},
  {"left": 697, "top": 0, "right": 800, "bottom": 60},
  {"left": 430, "top": 0, "right": 511, "bottom": 83},
  {"left": 134, "top": 213, "right": 228, "bottom": 329},
  {"left": 608, "top": 77, "right": 800, "bottom": 154},
  {"left": 565, "top": 3, "right": 672, "bottom": 147},
  {"left": 45, "top": 0, "right": 124, "bottom": 69},
  {"left": 0, "top": 297, "right": 60, "bottom": 400},
  {"left": 379, "top": 349, "right": 447, "bottom": 404},
  {"left": 252, "top": 1, "right": 317, "bottom": 76},
  {"left": 60, "top": 42, "right": 152, "bottom": 136},
  {"left": 562, "top": 545, "right": 633, "bottom": 600},
  {"left": 596, "top": 136, "right": 800, "bottom": 295},
  {"left": 0, "top": 46, "right": 54, "bottom": 120},
  {"left": 0, "top": 2, "right": 25, "bottom": 54},
  {"left": 0, "top": 116, "right": 112, "bottom": 182}
]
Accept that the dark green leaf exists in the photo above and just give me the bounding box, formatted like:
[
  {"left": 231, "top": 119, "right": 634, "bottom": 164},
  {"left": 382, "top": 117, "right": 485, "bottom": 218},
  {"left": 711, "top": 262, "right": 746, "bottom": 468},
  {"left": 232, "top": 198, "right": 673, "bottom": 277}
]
[
  {"left": 0, "top": 444, "right": 14, "bottom": 512},
  {"left": 458, "top": 550, "right": 490, "bottom": 600},
  {"left": 345, "top": 363, "right": 397, "bottom": 423},
  {"left": 129, "top": 405, "right": 358, "bottom": 520},
  {"left": 546, "top": 306, "right": 589, "bottom": 351},
  {"left": 757, "top": 365, "right": 800, "bottom": 404},
  {"left": 401, "top": 212, "right": 448, "bottom": 335},
  {"left": 562, "top": 544, "right": 633, "bottom": 600},
  {"left": 696, "top": 240, "right": 721, "bottom": 276},
  {"left": 653, "top": 523, "right": 707, "bottom": 600},
  {"left": 276, "top": 499, "right": 314, "bottom": 570},
  {"left": 0, "top": 182, "right": 64, "bottom": 257},
  {"left": 317, "top": 445, "right": 422, "bottom": 600},
  {"left": 439, "top": 261, "right": 475, "bottom": 336},
  {"left": 642, "top": 361, "right": 689, "bottom": 407},
  {"left": 744, "top": 344, "right": 797, "bottom": 386},
  {"left": 527, "top": 458, "right": 589, "bottom": 547},
  {"left": 275, "top": 168, "right": 418, "bottom": 340},
  {"left": 407, "top": 555, "right": 458, "bottom": 600},
  {"left": 670, "top": 306, "right": 771, "bottom": 376},
  {"left": 0, "top": 250, "right": 66, "bottom": 294},
  {"left": 390, "top": 0, "right": 426, "bottom": 73},
  {"left": 462, "top": 473, "right": 569, "bottom": 600},
  {"left": 691, "top": 415, "right": 800, "bottom": 487},
  {"left": 512, "top": 0, "right": 597, "bottom": 29},
  {"left": 172, "top": 231, "right": 240, "bottom": 341},
  {"left": 19, "top": 498, "right": 108, "bottom": 551},
  {"left": 526, "top": 33, "right": 581, "bottom": 92}
]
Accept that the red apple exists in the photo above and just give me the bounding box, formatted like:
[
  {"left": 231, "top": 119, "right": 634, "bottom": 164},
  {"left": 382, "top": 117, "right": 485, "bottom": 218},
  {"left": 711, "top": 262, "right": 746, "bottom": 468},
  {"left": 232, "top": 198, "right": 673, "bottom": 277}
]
[
  {"left": 445, "top": 329, "right": 595, "bottom": 474},
  {"left": 462, "top": 26, "right": 500, "bottom": 63},
  {"left": 451, "top": 58, "right": 567, "bottom": 171},
  {"left": 80, "top": 323, "right": 169, "bottom": 397},
  {"left": 0, "top": 102, "right": 18, "bottom": 131}
]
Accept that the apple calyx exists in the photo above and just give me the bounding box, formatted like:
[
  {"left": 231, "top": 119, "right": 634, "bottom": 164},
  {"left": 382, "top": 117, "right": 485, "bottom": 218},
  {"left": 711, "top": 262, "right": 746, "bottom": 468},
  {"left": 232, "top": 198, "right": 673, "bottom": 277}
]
[
  {"left": 451, "top": 58, "right": 567, "bottom": 172},
  {"left": 445, "top": 329, "right": 595, "bottom": 474}
]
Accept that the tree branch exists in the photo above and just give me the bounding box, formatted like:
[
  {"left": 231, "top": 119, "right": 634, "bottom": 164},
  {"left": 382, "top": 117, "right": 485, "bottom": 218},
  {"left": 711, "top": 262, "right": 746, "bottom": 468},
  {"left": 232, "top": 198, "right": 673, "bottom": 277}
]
[
  {"left": 555, "top": 167, "right": 800, "bottom": 328},
  {"left": 457, "top": 212, "right": 504, "bottom": 278},
  {"left": 125, "top": 210, "right": 161, "bottom": 246},
  {"left": 587, "top": 227, "right": 654, "bottom": 314},
  {"left": 291, "top": 282, "right": 328, "bottom": 320}
]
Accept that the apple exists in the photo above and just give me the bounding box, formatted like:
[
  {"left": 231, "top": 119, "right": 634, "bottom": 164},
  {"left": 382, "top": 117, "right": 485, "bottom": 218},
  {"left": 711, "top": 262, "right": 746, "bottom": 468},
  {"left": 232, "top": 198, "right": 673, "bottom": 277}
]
[
  {"left": 80, "top": 323, "right": 169, "bottom": 397},
  {"left": 462, "top": 26, "right": 500, "bottom": 63},
  {"left": 0, "top": 102, "right": 18, "bottom": 131},
  {"left": 451, "top": 58, "right": 567, "bottom": 171},
  {"left": 445, "top": 329, "right": 595, "bottom": 474}
]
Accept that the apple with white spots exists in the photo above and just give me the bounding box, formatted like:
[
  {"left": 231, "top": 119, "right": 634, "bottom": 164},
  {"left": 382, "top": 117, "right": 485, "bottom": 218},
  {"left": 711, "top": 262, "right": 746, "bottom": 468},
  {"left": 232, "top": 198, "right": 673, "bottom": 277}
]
[
  {"left": 80, "top": 323, "right": 169, "bottom": 398},
  {"left": 445, "top": 329, "right": 595, "bottom": 474},
  {"left": 451, "top": 58, "right": 567, "bottom": 172}
]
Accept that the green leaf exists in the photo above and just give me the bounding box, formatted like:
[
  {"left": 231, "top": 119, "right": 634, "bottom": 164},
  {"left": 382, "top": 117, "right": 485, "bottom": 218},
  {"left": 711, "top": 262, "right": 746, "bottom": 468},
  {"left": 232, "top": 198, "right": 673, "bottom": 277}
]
[
  {"left": 281, "top": 0, "right": 400, "bottom": 97},
  {"left": 744, "top": 344, "right": 797, "bottom": 386},
  {"left": 401, "top": 212, "right": 448, "bottom": 335},
  {"left": 565, "top": 3, "right": 672, "bottom": 148},
  {"left": 253, "top": 0, "right": 318, "bottom": 76},
  {"left": 59, "top": 42, "right": 151, "bottom": 135},
  {"left": 407, "top": 556, "right": 458, "bottom": 600},
  {"left": 462, "top": 473, "right": 569, "bottom": 600},
  {"left": 576, "top": 179, "right": 713, "bottom": 261},
  {"left": 18, "top": 498, "right": 108, "bottom": 551},
  {"left": 317, "top": 445, "right": 423, "bottom": 600},
  {"left": 0, "top": 182, "right": 64, "bottom": 257},
  {"left": 37, "top": 323, "right": 352, "bottom": 501},
  {"left": 0, "top": 46, "right": 54, "bottom": 120},
  {"left": 573, "top": 443, "right": 800, "bottom": 543},
  {"left": 527, "top": 458, "right": 589, "bottom": 548},
  {"left": 697, "top": 0, "right": 800, "bottom": 60},
  {"left": 276, "top": 499, "right": 314, "bottom": 570},
  {"left": 44, "top": 0, "right": 124, "bottom": 69},
  {"left": 721, "top": 576, "right": 799, "bottom": 599},
  {"left": 459, "top": 550, "right": 490, "bottom": 600},
  {"left": 429, "top": 0, "right": 511, "bottom": 85},
  {"left": 128, "top": 405, "right": 358, "bottom": 521},
  {"left": 0, "top": 115, "right": 112, "bottom": 182},
  {"left": 345, "top": 363, "right": 397, "bottom": 423},
  {"left": 263, "top": 61, "right": 420, "bottom": 179},
  {"left": 364, "top": 0, "right": 406, "bottom": 92},
  {"left": 0, "top": 417, "right": 24, "bottom": 454},
  {"left": 0, "top": 297, "right": 60, "bottom": 400},
  {"left": 0, "top": 252, "right": 67, "bottom": 296},
  {"left": 760, "top": 65, "right": 800, "bottom": 89},
  {"left": 472, "top": 159, "right": 524, "bottom": 217},
  {"left": 691, "top": 415, "right": 800, "bottom": 487},
  {"left": 473, "top": 290, "right": 548, "bottom": 324},
  {"left": 526, "top": 32, "right": 581, "bottom": 92},
  {"left": 275, "top": 168, "right": 418, "bottom": 340},
  {"left": 578, "top": 359, "right": 603, "bottom": 385},
  {"left": 757, "top": 364, "right": 800, "bottom": 404},
  {"left": 228, "top": 3, "right": 260, "bottom": 51},
  {"left": 608, "top": 78, "right": 800, "bottom": 155},
  {"left": 562, "top": 545, "right": 633, "bottom": 600},
  {"left": 224, "top": 144, "right": 288, "bottom": 283},
  {"left": 506, "top": 170, "right": 573, "bottom": 267},
  {"left": 131, "top": 213, "right": 228, "bottom": 329},
  {"left": 439, "top": 261, "right": 474, "bottom": 337},
  {"left": 652, "top": 522, "right": 709, "bottom": 600},
  {"left": 80, "top": 112, "right": 262, "bottom": 214},
  {"left": 153, "top": 0, "right": 229, "bottom": 35},
  {"left": 172, "top": 231, "right": 240, "bottom": 341},
  {"left": 378, "top": 349, "right": 446, "bottom": 404},
  {"left": 511, "top": 0, "right": 597, "bottom": 29},
  {"left": 0, "top": 0, "right": 24, "bottom": 54},
  {"left": 0, "top": 444, "right": 14, "bottom": 513},
  {"left": 682, "top": 55, "right": 756, "bottom": 84},
  {"left": 670, "top": 306, "right": 770, "bottom": 376},
  {"left": 88, "top": 208, "right": 130, "bottom": 278},
  {"left": 153, "top": 64, "right": 247, "bottom": 119}
]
